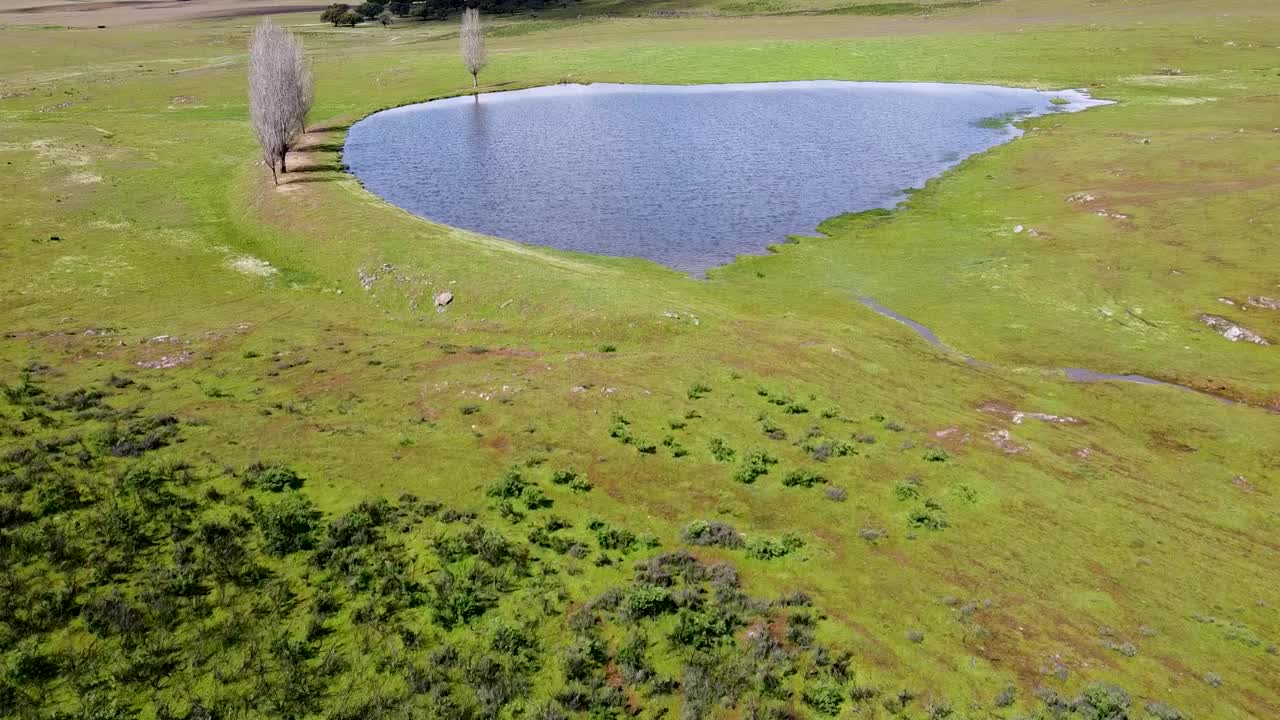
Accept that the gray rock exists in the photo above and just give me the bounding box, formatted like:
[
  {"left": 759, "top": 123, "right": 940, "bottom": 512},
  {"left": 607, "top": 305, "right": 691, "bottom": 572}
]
[
  {"left": 1247, "top": 296, "right": 1279, "bottom": 310},
  {"left": 434, "top": 291, "right": 453, "bottom": 313},
  {"left": 1198, "top": 314, "right": 1269, "bottom": 345}
]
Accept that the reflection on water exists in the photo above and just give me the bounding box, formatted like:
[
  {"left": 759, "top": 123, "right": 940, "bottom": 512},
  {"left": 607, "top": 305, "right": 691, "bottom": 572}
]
[{"left": 345, "top": 81, "right": 1106, "bottom": 275}]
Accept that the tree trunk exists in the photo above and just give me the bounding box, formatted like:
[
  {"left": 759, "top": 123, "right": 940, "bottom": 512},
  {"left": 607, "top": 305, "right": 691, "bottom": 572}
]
[
  {"left": 472, "top": 73, "right": 478, "bottom": 89},
  {"left": 279, "top": 149, "right": 288, "bottom": 174}
]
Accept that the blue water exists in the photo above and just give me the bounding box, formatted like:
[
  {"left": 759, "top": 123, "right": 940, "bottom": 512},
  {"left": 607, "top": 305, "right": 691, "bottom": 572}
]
[{"left": 344, "top": 81, "right": 1104, "bottom": 275}]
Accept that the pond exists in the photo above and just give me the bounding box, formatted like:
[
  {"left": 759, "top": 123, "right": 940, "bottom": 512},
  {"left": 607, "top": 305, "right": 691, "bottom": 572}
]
[{"left": 344, "top": 81, "right": 1106, "bottom": 275}]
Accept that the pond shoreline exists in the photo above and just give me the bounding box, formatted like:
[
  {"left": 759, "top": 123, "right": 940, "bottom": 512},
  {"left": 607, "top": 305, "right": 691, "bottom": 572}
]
[{"left": 344, "top": 80, "right": 1113, "bottom": 276}]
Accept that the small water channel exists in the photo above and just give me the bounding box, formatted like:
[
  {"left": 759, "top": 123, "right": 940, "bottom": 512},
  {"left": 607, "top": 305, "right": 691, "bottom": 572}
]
[{"left": 855, "top": 297, "right": 1226, "bottom": 399}]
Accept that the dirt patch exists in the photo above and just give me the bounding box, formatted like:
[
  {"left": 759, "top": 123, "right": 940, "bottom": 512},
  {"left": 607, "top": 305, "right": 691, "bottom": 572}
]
[{"left": 0, "top": 0, "right": 328, "bottom": 26}]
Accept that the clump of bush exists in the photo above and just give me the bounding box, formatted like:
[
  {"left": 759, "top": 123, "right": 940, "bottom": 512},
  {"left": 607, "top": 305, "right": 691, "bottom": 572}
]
[
  {"left": 551, "top": 468, "right": 592, "bottom": 493},
  {"left": 589, "top": 519, "right": 637, "bottom": 553},
  {"left": 759, "top": 416, "right": 786, "bottom": 440},
  {"left": 745, "top": 533, "right": 804, "bottom": 560},
  {"left": 907, "top": 499, "right": 947, "bottom": 530},
  {"left": 486, "top": 466, "right": 529, "bottom": 499},
  {"left": 923, "top": 447, "right": 949, "bottom": 462},
  {"left": 733, "top": 450, "right": 777, "bottom": 484},
  {"left": 244, "top": 462, "right": 305, "bottom": 492},
  {"left": 782, "top": 468, "right": 825, "bottom": 488},
  {"left": 681, "top": 520, "right": 744, "bottom": 548},
  {"left": 255, "top": 494, "right": 322, "bottom": 555},
  {"left": 708, "top": 437, "right": 735, "bottom": 462},
  {"left": 893, "top": 476, "right": 921, "bottom": 501},
  {"left": 804, "top": 680, "right": 846, "bottom": 716}
]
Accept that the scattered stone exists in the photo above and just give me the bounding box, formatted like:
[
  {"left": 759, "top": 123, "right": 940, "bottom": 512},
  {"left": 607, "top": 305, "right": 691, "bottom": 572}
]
[
  {"left": 434, "top": 291, "right": 453, "bottom": 313},
  {"left": 987, "top": 429, "right": 1028, "bottom": 455},
  {"left": 228, "top": 255, "right": 277, "bottom": 277},
  {"left": 1231, "top": 475, "right": 1256, "bottom": 492},
  {"left": 1247, "top": 296, "right": 1279, "bottom": 310},
  {"left": 1075, "top": 447, "right": 1093, "bottom": 460},
  {"left": 1198, "top": 314, "right": 1269, "bottom": 345},
  {"left": 1013, "top": 225, "right": 1025, "bottom": 234},
  {"left": 979, "top": 403, "right": 1081, "bottom": 425},
  {"left": 1095, "top": 210, "right": 1131, "bottom": 220},
  {"left": 135, "top": 351, "right": 193, "bottom": 369},
  {"left": 358, "top": 263, "right": 394, "bottom": 291},
  {"left": 1066, "top": 192, "right": 1097, "bottom": 203},
  {"left": 1217, "top": 297, "right": 1236, "bottom": 306},
  {"left": 661, "top": 310, "right": 700, "bottom": 325}
]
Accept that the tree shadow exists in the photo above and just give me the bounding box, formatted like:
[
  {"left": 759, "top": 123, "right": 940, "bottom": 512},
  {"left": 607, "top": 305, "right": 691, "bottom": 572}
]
[
  {"left": 294, "top": 141, "right": 345, "bottom": 153},
  {"left": 288, "top": 162, "right": 343, "bottom": 174},
  {"left": 306, "top": 121, "right": 352, "bottom": 133},
  {"left": 281, "top": 174, "right": 343, "bottom": 185}
]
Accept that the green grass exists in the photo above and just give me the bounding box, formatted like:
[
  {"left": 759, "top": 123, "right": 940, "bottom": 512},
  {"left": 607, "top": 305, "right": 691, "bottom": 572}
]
[{"left": 1, "top": 1, "right": 1278, "bottom": 718}]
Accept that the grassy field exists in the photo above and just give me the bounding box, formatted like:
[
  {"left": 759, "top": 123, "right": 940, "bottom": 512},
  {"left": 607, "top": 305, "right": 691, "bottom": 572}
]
[{"left": 1, "top": 0, "right": 1278, "bottom": 718}]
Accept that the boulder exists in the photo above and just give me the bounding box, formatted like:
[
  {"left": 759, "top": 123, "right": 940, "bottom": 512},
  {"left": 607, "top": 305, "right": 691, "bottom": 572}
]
[
  {"left": 1198, "top": 314, "right": 1269, "bottom": 345},
  {"left": 434, "top": 291, "right": 453, "bottom": 313}
]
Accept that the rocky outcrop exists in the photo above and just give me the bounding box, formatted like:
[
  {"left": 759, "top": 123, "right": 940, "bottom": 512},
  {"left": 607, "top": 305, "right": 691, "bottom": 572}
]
[{"left": 1199, "top": 314, "right": 1269, "bottom": 345}]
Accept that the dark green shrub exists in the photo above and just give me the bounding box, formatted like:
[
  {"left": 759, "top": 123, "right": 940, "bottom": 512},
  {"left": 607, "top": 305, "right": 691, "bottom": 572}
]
[
  {"left": 893, "top": 477, "right": 921, "bottom": 501},
  {"left": 244, "top": 463, "right": 304, "bottom": 492},
  {"left": 804, "top": 681, "right": 846, "bottom": 716},
  {"left": 733, "top": 450, "right": 777, "bottom": 484},
  {"left": 596, "top": 525, "right": 636, "bottom": 552},
  {"left": 907, "top": 499, "right": 947, "bottom": 530},
  {"left": 782, "top": 469, "right": 825, "bottom": 488},
  {"left": 1079, "top": 683, "right": 1130, "bottom": 719},
  {"left": 487, "top": 467, "right": 529, "bottom": 499},
  {"left": 520, "top": 485, "right": 552, "bottom": 510},
  {"left": 708, "top": 437, "right": 735, "bottom": 462},
  {"left": 681, "top": 520, "right": 743, "bottom": 548},
  {"left": 625, "top": 586, "right": 673, "bottom": 618},
  {"left": 255, "top": 494, "right": 321, "bottom": 556},
  {"left": 745, "top": 533, "right": 803, "bottom": 560},
  {"left": 668, "top": 607, "right": 735, "bottom": 649}
]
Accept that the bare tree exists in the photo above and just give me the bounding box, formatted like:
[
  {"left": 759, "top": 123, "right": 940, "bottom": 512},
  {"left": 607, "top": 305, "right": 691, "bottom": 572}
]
[
  {"left": 460, "top": 7, "right": 488, "bottom": 89},
  {"left": 248, "top": 19, "right": 313, "bottom": 184}
]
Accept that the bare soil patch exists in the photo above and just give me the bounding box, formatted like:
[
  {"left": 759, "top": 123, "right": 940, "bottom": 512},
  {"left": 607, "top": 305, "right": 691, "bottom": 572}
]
[{"left": 0, "top": 0, "right": 326, "bottom": 26}]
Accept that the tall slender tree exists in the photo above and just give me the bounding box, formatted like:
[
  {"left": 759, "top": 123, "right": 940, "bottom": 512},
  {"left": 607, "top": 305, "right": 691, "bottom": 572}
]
[
  {"left": 248, "top": 19, "right": 313, "bottom": 184},
  {"left": 460, "top": 7, "right": 488, "bottom": 90}
]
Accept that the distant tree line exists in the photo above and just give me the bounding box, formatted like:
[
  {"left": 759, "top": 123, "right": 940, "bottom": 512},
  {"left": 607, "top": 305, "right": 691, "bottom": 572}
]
[{"left": 322, "top": 0, "right": 571, "bottom": 25}]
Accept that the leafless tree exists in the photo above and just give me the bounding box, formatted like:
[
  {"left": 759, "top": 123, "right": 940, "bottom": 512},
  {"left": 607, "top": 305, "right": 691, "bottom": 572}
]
[
  {"left": 460, "top": 7, "right": 488, "bottom": 89},
  {"left": 248, "top": 19, "right": 313, "bottom": 184}
]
